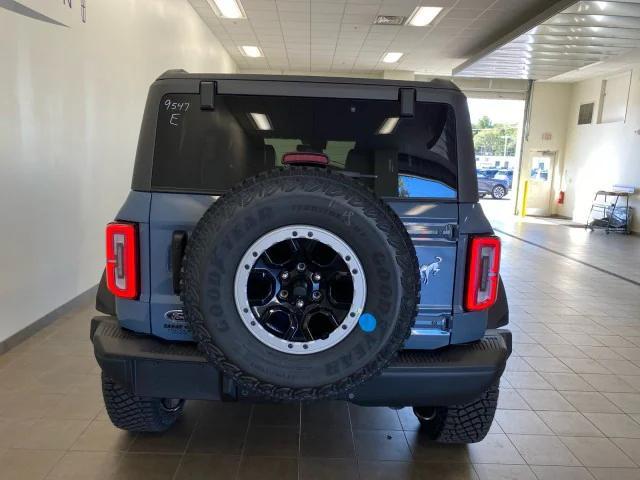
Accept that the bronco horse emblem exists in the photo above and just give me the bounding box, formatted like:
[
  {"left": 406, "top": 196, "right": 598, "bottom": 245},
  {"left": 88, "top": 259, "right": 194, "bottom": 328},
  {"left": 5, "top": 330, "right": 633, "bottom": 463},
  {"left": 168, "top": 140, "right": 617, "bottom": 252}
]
[{"left": 420, "top": 256, "right": 443, "bottom": 285}]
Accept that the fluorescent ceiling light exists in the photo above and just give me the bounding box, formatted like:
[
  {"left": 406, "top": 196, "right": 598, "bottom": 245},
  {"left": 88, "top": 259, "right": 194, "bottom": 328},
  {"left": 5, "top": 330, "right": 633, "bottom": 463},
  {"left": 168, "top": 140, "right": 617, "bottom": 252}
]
[
  {"left": 250, "top": 113, "right": 272, "bottom": 130},
  {"left": 206, "top": 0, "right": 246, "bottom": 19},
  {"left": 407, "top": 6, "right": 443, "bottom": 27},
  {"left": 382, "top": 52, "right": 403, "bottom": 63},
  {"left": 241, "top": 45, "right": 263, "bottom": 57},
  {"left": 377, "top": 117, "right": 399, "bottom": 134}
]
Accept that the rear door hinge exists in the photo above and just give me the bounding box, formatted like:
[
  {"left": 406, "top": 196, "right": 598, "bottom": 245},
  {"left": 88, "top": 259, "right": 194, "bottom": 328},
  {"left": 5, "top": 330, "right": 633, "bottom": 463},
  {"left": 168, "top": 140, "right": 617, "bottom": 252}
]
[
  {"left": 200, "top": 81, "right": 216, "bottom": 110},
  {"left": 399, "top": 88, "right": 416, "bottom": 117},
  {"left": 441, "top": 224, "right": 458, "bottom": 241},
  {"left": 171, "top": 231, "right": 188, "bottom": 294}
]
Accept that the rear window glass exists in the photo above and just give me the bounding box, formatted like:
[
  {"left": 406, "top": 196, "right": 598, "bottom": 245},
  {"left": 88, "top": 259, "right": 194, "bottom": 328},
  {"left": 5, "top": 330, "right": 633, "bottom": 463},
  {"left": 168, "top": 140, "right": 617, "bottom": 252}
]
[
  {"left": 399, "top": 175, "right": 456, "bottom": 199},
  {"left": 151, "top": 94, "right": 458, "bottom": 198}
]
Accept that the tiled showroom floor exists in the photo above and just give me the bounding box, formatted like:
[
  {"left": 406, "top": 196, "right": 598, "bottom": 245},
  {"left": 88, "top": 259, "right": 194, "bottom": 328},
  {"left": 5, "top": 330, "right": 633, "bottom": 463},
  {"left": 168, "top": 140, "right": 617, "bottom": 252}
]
[{"left": 2, "top": 217, "right": 640, "bottom": 479}]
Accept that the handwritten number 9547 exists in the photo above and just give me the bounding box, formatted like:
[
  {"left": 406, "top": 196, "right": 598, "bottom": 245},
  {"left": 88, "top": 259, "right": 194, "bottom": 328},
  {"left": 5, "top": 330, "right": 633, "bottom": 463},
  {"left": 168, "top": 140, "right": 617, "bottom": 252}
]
[
  {"left": 164, "top": 99, "right": 190, "bottom": 127},
  {"left": 164, "top": 99, "right": 190, "bottom": 112}
]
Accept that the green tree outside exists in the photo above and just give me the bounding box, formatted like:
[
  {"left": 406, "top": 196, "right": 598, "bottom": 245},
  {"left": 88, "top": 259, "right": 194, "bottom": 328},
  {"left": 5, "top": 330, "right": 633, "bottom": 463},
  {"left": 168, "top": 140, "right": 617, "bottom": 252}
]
[{"left": 472, "top": 115, "right": 518, "bottom": 157}]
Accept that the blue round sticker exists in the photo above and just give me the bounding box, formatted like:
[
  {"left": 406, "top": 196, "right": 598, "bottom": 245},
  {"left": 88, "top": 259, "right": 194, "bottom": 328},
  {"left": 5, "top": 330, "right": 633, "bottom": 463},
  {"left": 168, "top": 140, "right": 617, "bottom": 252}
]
[{"left": 358, "top": 313, "right": 377, "bottom": 333}]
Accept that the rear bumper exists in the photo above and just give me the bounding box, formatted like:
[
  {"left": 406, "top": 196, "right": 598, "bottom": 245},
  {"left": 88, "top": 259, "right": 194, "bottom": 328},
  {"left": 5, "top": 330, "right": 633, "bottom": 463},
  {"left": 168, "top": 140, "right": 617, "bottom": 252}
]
[{"left": 91, "top": 316, "right": 511, "bottom": 407}]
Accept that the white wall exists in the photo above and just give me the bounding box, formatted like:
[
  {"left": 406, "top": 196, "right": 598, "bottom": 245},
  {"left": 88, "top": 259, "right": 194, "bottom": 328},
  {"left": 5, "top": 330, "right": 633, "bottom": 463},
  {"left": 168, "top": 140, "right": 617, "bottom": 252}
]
[
  {"left": 0, "top": 0, "right": 236, "bottom": 343},
  {"left": 559, "top": 67, "right": 640, "bottom": 231},
  {"left": 516, "top": 82, "right": 572, "bottom": 215}
]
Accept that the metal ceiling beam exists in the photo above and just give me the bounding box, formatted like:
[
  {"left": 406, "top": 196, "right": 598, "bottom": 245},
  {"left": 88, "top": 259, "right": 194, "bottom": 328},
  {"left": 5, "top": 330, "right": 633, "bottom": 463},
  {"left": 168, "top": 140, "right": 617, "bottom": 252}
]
[
  {"left": 529, "top": 26, "right": 640, "bottom": 40},
  {"left": 564, "top": 1, "right": 640, "bottom": 17},
  {"left": 461, "top": 63, "right": 578, "bottom": 71},
  {"left": 488, "top": 51, "right": 609, "bottom": 60},
  {"left": 453, "top": 0, "right": 579, "bottom": 76},
  {"left": 546, "top": 13, "right": 640, "bottom": 28},
  {"left": 499, "top": 43, "right": 630, "bottom": 54},
  {"left": 481, "top": 58, "right": 600, "bottom": 67},
  {"left": 513, "top": 35, "right": 640, "bottom": 47},
  {"left": 463, "top": 64, "right": 579, "bottom": 72}
]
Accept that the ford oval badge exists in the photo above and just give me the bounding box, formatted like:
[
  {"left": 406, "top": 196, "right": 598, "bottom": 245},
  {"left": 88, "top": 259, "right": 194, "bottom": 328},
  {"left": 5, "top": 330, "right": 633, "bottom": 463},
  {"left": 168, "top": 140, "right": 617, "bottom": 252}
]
[{"left": 164, "top": 309, "right": 185, "bottom": 322}]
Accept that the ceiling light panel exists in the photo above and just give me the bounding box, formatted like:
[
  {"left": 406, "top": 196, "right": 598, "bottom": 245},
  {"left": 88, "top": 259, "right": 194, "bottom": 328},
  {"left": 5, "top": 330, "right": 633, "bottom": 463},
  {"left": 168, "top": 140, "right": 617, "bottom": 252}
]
[
  {"left": 407, "top": 6, "right": 443, "bottom": 27},
  {"left": 240, "top": 45, "right": 263, "bottom": 57},
  {"left": 455, "top": 0, "right": 640, "bottom": 80},
  {"left": 382, "top": 52, "right": 403, "bottom": 63},
  {"left": 206, "top": 0, "right": 246, "bottom": 19}
]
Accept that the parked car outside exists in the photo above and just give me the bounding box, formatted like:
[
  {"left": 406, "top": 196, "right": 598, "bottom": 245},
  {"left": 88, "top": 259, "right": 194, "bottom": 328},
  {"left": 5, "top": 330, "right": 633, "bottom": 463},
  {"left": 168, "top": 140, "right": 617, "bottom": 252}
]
[
  {"left": 478, "top": 171, "right": 510, "bottom": 199},
  {"left": 496, "top": 169, "right": 514, "bottom": 189}
]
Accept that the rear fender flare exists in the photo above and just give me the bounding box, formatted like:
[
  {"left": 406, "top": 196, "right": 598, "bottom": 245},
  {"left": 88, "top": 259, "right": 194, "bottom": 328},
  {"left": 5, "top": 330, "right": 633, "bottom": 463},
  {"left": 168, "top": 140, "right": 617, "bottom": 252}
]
[
  {"left": 487, "top": 276, "right": 508, "bottom": 329},
  {"left": 96, "top": 269, "right": 116, "bottom": 316}
]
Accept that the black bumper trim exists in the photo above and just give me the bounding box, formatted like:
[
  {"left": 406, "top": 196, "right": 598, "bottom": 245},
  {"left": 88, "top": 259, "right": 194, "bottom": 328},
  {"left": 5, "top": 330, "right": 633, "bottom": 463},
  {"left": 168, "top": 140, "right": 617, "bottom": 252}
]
[{"left": 91, "top": 316, "right": 511, "bottom": 406}]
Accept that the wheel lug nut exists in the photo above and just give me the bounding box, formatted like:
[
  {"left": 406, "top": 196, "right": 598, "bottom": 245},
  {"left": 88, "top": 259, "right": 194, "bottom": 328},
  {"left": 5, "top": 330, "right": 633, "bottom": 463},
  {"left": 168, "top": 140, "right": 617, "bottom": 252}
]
[
  {"left": 296, "top": 298, "right": 305, "bottom": 308},
  {"left": 280, "top": 271, "right": 289, "bottom": 280},
  {"left": 312, "top": 273, "right": 321, "bottom": 282},
  {"left": 312, "top": 291, "right": 321, "bottom": 301},
  {"left": 279, "top": 290, "right": 289, "bottom": 300},
  {"left": 297, "top": 262, "right": 306, "bottom": 272}
]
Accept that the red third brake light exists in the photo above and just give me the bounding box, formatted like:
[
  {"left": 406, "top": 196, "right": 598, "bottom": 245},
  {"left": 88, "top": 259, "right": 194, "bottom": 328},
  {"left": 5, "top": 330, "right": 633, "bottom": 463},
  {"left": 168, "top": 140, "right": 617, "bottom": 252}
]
[
  {"left": 465, "top": 236, "right": 501, "bottom": 311},
  {"left": 106, "top": 222, "right": 139, "bottom": 299},
  {"left": 282, "top": 152, "right": 329, "bottom": 166}
]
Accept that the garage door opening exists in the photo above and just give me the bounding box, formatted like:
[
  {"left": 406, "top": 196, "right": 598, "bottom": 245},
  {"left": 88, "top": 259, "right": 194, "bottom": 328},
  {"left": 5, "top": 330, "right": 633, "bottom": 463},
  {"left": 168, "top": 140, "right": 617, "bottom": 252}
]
[{"left": 467, "top": 98, "right": 526, "bottom": 221}]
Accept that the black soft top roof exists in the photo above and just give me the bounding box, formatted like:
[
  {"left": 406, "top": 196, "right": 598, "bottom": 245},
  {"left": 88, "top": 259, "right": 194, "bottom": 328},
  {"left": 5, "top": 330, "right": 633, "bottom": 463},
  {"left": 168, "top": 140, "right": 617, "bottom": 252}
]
[{"left": 157, "top": 70, "right": 462, "bottom": 93}]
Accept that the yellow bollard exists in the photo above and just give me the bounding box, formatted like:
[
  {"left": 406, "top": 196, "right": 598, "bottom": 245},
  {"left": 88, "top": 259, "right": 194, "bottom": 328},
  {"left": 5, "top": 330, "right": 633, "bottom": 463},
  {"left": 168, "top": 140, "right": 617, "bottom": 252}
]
[{"left": 520, "top": 180, "right": 529, "bottom": 217}]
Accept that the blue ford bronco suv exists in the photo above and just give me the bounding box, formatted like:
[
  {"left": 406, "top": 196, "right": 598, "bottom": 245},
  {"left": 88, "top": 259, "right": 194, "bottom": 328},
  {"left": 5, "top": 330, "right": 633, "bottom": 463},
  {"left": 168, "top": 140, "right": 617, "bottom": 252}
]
[{"left": 91, "top": 71, "right": 511, "bottom": 444}]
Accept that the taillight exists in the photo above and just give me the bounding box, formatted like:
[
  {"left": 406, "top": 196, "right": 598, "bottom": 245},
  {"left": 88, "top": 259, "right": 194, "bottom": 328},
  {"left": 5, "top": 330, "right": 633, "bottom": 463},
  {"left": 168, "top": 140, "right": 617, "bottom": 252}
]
[
  {"left": 106, "top": 222, "right": 139, "bottom": 299},
  {"left": 465, "top": 236, "right": 501, "bottom": 311}
]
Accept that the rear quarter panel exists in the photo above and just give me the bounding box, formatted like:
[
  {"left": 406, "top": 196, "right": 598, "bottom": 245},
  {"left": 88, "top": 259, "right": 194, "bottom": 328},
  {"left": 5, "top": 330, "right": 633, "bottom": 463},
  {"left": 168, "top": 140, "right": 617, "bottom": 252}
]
[{"left": 113, "top": 192, "right": 503, "bottom": 348}]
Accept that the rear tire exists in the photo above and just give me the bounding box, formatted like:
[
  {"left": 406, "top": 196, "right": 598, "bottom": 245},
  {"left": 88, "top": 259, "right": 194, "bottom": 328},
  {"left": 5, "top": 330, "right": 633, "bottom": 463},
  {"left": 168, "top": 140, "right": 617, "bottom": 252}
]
[
  {"left": 101, "top": 373, "right": 184, "bottom": 433},
  {"left": 413, "top": 383, "right": 499, "bottom": 444}
]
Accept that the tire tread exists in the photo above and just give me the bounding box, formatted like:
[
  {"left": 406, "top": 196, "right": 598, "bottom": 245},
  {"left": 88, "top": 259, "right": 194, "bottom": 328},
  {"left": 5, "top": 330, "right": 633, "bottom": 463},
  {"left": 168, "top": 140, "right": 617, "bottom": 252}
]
[
  {"left": 181, "top": 166, "right": 420, "bottom": 401},
  {"left": 101, "top": 374, "right": 183, "bottom": 433},
  {"left": 418, "top": 383, "right": 499, "bottom": 444},
  {"left": 420, "top": 384, "right": 499, "bottom": 443}
]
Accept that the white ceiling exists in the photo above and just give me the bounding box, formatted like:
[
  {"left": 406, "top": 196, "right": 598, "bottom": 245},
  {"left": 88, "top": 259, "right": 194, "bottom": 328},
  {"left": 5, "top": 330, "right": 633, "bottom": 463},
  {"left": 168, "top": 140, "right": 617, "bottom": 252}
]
[
  {"left": 188, "top": 0, "right": 565, "bottom": 76},
  {"left": 549, "top": 42, "right": 640, "bottom": 81},
  {"left": 455, "top": 0, "right": 640, "bottom": 80}
]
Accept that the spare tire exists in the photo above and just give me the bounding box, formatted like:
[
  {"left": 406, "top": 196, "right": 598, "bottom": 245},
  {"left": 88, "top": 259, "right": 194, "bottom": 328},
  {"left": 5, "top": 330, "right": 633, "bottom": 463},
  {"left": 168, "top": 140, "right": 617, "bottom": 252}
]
[{"left": 182, "top": 167, "right": 419, "bottom": 400}]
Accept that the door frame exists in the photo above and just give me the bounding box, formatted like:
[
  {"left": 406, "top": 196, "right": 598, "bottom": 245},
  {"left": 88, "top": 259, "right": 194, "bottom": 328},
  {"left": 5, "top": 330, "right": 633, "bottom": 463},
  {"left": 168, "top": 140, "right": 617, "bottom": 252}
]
[{"left": 525, "top": 149, "right": 557, "bottom": 216}]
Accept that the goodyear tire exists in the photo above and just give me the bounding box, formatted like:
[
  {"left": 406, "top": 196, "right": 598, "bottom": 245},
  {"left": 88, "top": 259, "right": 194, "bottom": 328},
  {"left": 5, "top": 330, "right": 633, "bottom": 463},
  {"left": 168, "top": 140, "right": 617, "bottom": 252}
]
[{"left": 182, "top": 167, "right": 420, "bottom": 401}]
